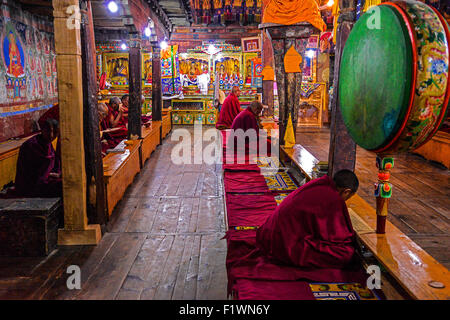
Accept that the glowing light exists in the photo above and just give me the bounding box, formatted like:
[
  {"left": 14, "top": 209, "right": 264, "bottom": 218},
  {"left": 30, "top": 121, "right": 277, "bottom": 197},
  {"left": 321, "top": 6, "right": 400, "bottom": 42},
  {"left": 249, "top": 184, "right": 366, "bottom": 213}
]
[
  {"left": 326, "top": 0, "right": 334, "bottom": 7},
  {"left": 306, "top": 49, "right": 315, "bottom": 58},
  {"left": 144, "top": 27, "right": 151, "bottom": 37},
  {"left": 107, "top": 1, "right": 118, "bottom": 13},
  {"left": 160, "top": 40, "right": 168, "bottom": 50},
  {"left": 121, "top": 43, "right": 127, "bottom": 50}
]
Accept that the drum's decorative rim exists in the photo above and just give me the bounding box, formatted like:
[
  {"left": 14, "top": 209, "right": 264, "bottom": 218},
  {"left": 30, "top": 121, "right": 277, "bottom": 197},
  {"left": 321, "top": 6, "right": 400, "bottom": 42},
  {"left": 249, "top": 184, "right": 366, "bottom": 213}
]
[
  {"left": 412, "top": 5, "right": 450, "bottom": 150},
  {"left": 372, "top": 2, "right": 418, "bottom": 153}
]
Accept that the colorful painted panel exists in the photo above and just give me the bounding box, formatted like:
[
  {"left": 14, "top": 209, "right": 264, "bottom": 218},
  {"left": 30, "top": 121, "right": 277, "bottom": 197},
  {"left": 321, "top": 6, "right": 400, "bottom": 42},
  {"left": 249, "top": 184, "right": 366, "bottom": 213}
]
[
  {"left": 243, "top": 52, "right": 257, "bottom": 87},
  {"left": 254, "top": 156, "right": 281, "bottom": 169},
  {"left": 264, "top": 172, "right": 298, "bottom": 192},
  {"left": 194, "top": 113, "right": 205, "bottom": 124},
  {"left": 103, "top": 53, "right": 129, "bottom": 87},
  {"left": 179, "top": 53, "right": 210, "bottom": 88},
  {"left": 215, "top": 53, "right": 243, "bottom": 90},
  {"left": 161, "top": 45, "right": 181, "bottom": 95},
  {"left": 172, "top": 113, "right": 182, "bottom": 124},
  {"left": 0, "top": 16, "right": 57, "bottom": 116},
  {"left": 142, "top": 52, "right": 152, "bottom": 87},
  {"left": 309, "top": 283, "right": 380, "bottom": 300},
  {"left": 206, "top": 112, "right": 217, "bottom": 124},
  {"left": 183, "top": 113, "right": 194, "bottom": 124}
]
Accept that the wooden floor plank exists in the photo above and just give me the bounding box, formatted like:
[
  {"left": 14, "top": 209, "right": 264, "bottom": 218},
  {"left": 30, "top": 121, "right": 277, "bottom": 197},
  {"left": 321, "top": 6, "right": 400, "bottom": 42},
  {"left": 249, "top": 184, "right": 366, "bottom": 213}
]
[
  {"left": 172, "top": 235, "right": 196, "bottom": 300},
  {"left": 75, "top": 233, "right": 146, "bottom": 300},
  {"left": 153, "top": 235, "right": 187, "bottom": 300},
  {"left": 140, "top": 235, "right": 175, "bottom": 300}
]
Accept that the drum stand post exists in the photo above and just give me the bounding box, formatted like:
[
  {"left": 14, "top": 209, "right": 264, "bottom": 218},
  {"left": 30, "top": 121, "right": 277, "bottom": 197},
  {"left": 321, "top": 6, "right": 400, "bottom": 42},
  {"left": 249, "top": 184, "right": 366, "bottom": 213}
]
[{"left": 374, "top": 155, "right": 394, "bottom": 234}]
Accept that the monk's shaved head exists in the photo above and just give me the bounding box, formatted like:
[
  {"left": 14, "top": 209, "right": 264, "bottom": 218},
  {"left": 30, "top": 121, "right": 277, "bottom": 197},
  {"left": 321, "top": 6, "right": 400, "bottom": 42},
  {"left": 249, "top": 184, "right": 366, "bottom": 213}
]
[
  {"left": 333, "top": 170, "right": 359, "bottom": 201},
  {"left": 249, "top": 101, "right": 263, "bottom": 116},
  {"left": 231, "top": 86, "right": 241, "bottom": 97}
]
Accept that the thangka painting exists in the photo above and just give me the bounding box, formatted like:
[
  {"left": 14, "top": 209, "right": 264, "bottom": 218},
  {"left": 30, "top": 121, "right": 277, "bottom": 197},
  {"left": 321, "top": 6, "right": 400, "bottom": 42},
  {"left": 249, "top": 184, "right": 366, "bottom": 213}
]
[
  {"left": 142, "top": 52, "right": 152, "bottom": 87},
  {"left": 241, "top": 36, "right": 261, "bottom": 53},
  {"left": 161, "top": 45, "right": 181, "bottom": 95},
  {"left": 251, "top": 57, "right": 263, "bottom": 88},
  {"left": 0, "top": 17, "right": 57, "bottom": 113},
  {"left": 214, "top": 53, "right": 243, "bottom": 90},
  {"left": 179, "top": 53, "right": 210, "bottom": 88},
  {"left": 104, "top": 53, "right": 129, "bottom": 87},
  {"left": 195, "top": 0, "right": 262, "bottom": 25},
  {"left": 243, "top": 52, "right": 257, "bottom": 86}
]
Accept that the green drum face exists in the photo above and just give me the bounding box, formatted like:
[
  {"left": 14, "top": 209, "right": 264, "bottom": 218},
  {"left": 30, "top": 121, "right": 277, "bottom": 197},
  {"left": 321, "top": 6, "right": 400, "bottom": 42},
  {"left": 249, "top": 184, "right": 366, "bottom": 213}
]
[{"left": 339, "top": 0, "right": 450, "bottom": 153}]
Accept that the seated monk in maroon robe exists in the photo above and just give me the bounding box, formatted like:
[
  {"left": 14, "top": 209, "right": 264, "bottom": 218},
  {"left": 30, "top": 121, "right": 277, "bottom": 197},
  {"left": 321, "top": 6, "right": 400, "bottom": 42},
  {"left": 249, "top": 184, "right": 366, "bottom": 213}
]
[
  {"left": 216, "top": 86, "right": 242, "bottom": 130},
  {"left": 106, "top": 96, "right": 128, "bottom": 141},
  {"left": 228, "top": 101, "right": 271, "bottom": 161},
  {"left": 14, "top": 118, "right": 62, "bottom": 198},
  {"left": 98, "top": 103, "right": 120, "bottom": 155},
  {"left": 256, "top": 169, "right": 359, "bottom": 269}
]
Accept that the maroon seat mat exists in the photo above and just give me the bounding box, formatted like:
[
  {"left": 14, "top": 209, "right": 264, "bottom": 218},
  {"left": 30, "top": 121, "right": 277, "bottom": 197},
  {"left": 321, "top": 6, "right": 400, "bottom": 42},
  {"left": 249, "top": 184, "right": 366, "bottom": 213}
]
[
  {"left": 224, "top": 171, "right": 269, "bottom": 193},
  {"left": 223, "top": 163, "right": 260, "bottom": 172},
  {"left": 226, "top": 193, "right": 276, "bottom": 228},
  {"left": 232, "top": 279, "right": 315, "bottom": 300}
]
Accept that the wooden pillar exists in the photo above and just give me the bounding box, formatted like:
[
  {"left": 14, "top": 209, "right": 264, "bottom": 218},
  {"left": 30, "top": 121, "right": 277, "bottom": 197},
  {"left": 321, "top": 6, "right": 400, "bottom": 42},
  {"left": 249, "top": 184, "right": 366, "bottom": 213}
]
[
  {"left": 128, "top": 36, "right": 142, "bottom": 139},
  {"left": 328, "top": 0, "right": 357, "bottom": 177},
  {"left": 80, "top": 0, "right": 107, "bottom": 226},
  {"left": 151, "top": 46, "right": 162, "bottom": 122},
  {"left": 53, "top": 0, "right": 101, "bottom": 245},
  {"left": 264, "top": 23, "right": 316, "bottom": 145}
]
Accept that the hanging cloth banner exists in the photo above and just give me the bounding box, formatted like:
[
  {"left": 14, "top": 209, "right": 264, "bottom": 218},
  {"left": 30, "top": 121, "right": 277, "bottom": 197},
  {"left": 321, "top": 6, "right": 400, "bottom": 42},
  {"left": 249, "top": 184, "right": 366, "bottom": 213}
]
[{"left": 284, "top": 45, "right": 302, "bottom": 73}]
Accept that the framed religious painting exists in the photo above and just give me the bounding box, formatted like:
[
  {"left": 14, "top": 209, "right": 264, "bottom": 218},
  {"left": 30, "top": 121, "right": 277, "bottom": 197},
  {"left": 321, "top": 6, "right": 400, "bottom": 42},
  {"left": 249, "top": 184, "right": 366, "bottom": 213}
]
[
  {"left": 243, "top": 52, "right": 258, "bottom": 87},
  {"left": 241, "top": 36, "right": 261, "bottom": 53},
  {"left": 214, "top": 52, "right": 243, "bottom": 90},
  {"left": 179, "top": 53, "right": 210, "bottom": 89},
  {"left": 142, "top": 52, "right": 152, "bottom": 87},
  {"left": 103, "top": 52, "right": 129, "bottom": 88}
]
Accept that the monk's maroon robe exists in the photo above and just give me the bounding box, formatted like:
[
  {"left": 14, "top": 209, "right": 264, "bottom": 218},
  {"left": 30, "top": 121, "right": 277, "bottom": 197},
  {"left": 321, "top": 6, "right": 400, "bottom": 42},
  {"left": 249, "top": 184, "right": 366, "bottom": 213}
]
[
  {"left": 256, "top": 175, "right": 357, "bottom": 268},
  {"left": 106, "top": 104, "right": 128, "bottom": 141},
  {"left": 216, "top": 93, "right": 241, "bottom": 129},
  {"left": 14, "top": 135, "right": 62, "bottom": 197},
  {"left": 231, "top": 108, "right": 259, "bottom": 133}
]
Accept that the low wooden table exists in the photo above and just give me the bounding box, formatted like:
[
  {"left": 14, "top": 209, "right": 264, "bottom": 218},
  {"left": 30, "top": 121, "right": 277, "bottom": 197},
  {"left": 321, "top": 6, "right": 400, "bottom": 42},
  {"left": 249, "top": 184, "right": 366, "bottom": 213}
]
[
  {"left": 103, "top": 140, "right": 141, "bottom": 217},
  {"left": 280, "top": 145, "right": 319, "bottom": 181},
  {"left": 161, "top": 113, "right": 172, "bottom": 139},
  {"left": 140, "top": 122, "right": 161, "bottom": 167}
]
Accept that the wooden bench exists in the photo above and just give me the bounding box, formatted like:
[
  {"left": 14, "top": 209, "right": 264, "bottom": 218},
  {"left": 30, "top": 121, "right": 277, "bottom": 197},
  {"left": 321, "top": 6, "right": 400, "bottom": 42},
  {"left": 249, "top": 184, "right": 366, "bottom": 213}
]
[
  {"left": 103, "top": 140, "right": 141, "bottom": 217},
  {"left": 161, "top": 111, "right": 172, "bottom": 139},
  {"left": 140, "top": 122, "right": 161, "bottom": 167},
  {"left": 0, "top": 134, "right": 37, "bottom": 189},
  {"left": 0, "top": 198, "right": 62, "bottom": 256},
  {"left": 282, "top": 143, "right": 450, "bottom": 300}
]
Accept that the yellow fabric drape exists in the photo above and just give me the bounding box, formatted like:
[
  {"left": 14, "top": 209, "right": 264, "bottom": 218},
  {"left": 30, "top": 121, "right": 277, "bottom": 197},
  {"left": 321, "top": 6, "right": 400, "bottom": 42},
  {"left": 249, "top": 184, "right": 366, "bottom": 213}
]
[
  {"left": 284, "top": 113, "right": 296, "bottom": 148},
  {"left": 262, "top": 0, "right": 327, "bottom": 32},
  {"left": 260, "top": 65, "right": 275, "bottom": 80},
  {"left": 283, "top": 45, "right": 302, "bottom": 73},
  {"left": 332, "top": 1, "right": 339, "bottom": 44}
]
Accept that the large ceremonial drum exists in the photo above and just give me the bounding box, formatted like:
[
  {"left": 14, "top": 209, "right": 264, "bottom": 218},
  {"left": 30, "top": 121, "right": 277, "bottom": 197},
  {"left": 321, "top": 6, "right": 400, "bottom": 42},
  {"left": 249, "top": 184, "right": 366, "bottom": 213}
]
[{"left": 339, "top": 0, "right": 450, "bottom": 153}]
